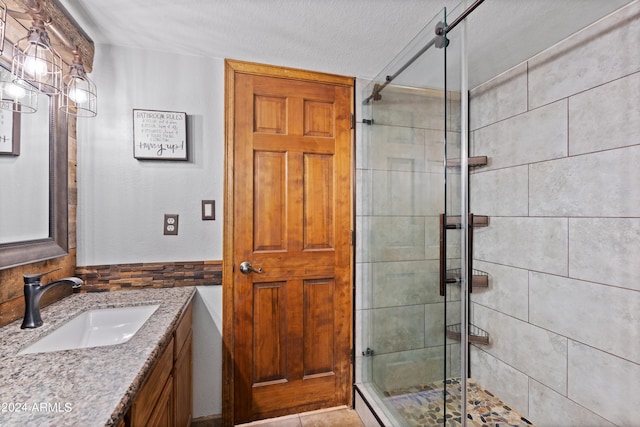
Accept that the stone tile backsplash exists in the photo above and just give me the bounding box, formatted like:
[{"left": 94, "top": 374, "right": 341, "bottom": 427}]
[{"left": 75, "top": 260, "right": 222, "bottom": 291}]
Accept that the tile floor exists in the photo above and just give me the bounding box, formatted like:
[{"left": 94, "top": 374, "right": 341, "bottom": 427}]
[
  {"left": 385, "top": 378, "right": 535, "bottom": 426},
  {"left": 194, "top": 379, "right": 533, "bottom": 427},
  {"left": 236, "top": 406, "right": 365, "bottom": 427}
]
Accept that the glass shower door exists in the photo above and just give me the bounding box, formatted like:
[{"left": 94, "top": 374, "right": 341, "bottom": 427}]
[{"left": 356, "top": 6, "right": 464, "bottom": 425}]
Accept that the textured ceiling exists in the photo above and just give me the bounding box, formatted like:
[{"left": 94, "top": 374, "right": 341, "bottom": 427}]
[
  {"left": 58, "top": 0, "right": 633, "bottom": 86},
  {"left": 59, "top": 0, "right": 459, "bottom": 79}
]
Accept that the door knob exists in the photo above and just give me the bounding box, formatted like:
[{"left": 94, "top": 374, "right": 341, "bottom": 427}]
[{"left": 239, "top": 261, "right": 263, "bottom": 275}]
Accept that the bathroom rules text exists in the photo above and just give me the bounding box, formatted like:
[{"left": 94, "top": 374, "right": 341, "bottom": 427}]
[{"left": 133, "top": 109, "right": 187, "bottom": 160}]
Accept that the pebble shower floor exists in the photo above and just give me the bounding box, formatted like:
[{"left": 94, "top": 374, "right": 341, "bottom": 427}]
[{"left": 385, "top": 378, "right": 535, "bottom": 426}]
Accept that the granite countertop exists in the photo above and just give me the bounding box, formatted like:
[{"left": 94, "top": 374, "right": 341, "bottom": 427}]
[{"left": 0, "top": 286, "right": 195, "bottom": 427}]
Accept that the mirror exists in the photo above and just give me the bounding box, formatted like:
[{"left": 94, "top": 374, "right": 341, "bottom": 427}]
[{"left": 0, "top": 61, "right": 69, "bottom": 270}]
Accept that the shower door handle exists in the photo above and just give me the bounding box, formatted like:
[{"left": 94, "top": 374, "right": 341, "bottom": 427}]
[
  {"left": 239, "top": 261, "right": 263, "bottom": 275},
  {"left": 439, "top": 214, "right": 446, "bottom": 296},
  {"left": 468, "top": 213, "right": 475, "bottom": 293},
  {"left": 440, "top": 214, "right": 479, "bottom": 296}
]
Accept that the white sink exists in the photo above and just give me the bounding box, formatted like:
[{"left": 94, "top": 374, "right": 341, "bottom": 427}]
[{"left": 19, "top": 304, "right": 160, "bottom": 354}]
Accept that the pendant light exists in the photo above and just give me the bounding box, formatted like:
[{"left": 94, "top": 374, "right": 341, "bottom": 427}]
[
  {"left": 0, "top": 1, "right": 33, "bottom": 113},
  {"left": 60, "top": 48, "right": 96, "bottom": 117},
  {"left": 0, "top": 68, "right": 38, "bottom": 113},
  {"left": 11, "top": 18, "right": 62, "bottom": 95}
]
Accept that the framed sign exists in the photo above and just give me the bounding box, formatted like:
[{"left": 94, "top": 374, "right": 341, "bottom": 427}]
[
  {"left": 133, "top": 109, "right": 187, "bottom": 160},
  {"left": 0, "top": 106, "right": 20, "bottom": 156}
]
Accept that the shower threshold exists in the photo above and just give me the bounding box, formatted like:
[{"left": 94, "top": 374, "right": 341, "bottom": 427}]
[{"left": 383, "top": 378, "right": 535, "bottom": 426}]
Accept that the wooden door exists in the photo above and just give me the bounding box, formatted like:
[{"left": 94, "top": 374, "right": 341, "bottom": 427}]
[{"left": 224, "top": 60, "right": 353, "bottom": 424}]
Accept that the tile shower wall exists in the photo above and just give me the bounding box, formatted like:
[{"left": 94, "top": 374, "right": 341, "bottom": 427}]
[
  {"left": 468, "top": 2, "right": 640, "bottom": 426},
  {"left": 356, "top": 84, "right": 460, "bottom": 393}
]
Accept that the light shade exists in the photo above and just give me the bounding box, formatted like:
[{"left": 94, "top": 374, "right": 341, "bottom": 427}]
[
  {"left": 60, "top": 54, "right": 97, "bottom": 117},
  {"left": 0, "top": 68, "right": 38, "bottom": 113},
  {"left": 12, "top": 23, "right": 62, "bottom": 95}
]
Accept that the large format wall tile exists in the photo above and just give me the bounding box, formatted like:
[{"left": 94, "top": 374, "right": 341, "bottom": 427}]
[
  {"left": 356, "top": 169, "right": 373, "bottom": 216},
  {"left": 529, "top": 380, "right": 616, "bottom": 427},
  {"left": 445, "top": 300, "right": 462, "bottom": 346},
  {"left": 356, "top": 122, "right": 368, "bottom": 170},
  {"left": 366, "top": 216, "right": 426, "bottom": 262},
  {"left": 367, "top": 125, "right": 427, "bottom": 172},
  {"left": 371, "top": 305, "right": 425, "bottom": 354},
  {"left": 471, "top": 261, "right": 529, "bottom": 322},
  {"left": 474, "top": 217, "right": 568, "bottom": 276},
  {"left": 569, "top": 71, "right": 640, "bottom": 155},
  {"left": 469, "top": 63, "right": 528, "bottom": 130},
  {"left": 472, "top": 304, "right": 567, "bottom": 394},
  {"left": 472, "top": 100, "right": 568, "bottom": 171},
  {"left": 530, "top": 145, "right": 640, "bottom": 217},
  {"left": 356, "top": 261, "right": 372, "bottom": 310},
  {"left": 355, "top": 308, "right": 370, "bottom": 370},
  {"left": 447, "top": 91, "right": 462, "bottom": 134},
  {"left": 530, "top": 272, "right": 640, "bottom": 363},
  {"left": 446, "top": 170, "right": 462, "bottom": 214},
  {"left": 372, "top": 170, "right": 443, "bottom": 216},
  {"left": 424, "top": 302, "right": 445, "bottom": 348},
  {"left": 372, "top": 88, "right": 446, "bottom": 130},
  {"left": 372, "top": 346, "right": 446, "bottom": 392},
  {"left": 448, "top": 342, "right": 461, "bottom": 379},
  {"left": 470, "top": 347, "right": 530, "bottom": 417},
  {"left": 528, "top": 1, "right": 640, "bottom": 108},
  {"left": 568, "top": 341, "right": 640, "bottom": 426},
  {"left": 356, "top": 216, "right": 370, "bottom": 263},
  {"left": 425, "top": 216, "right": 442, "bottom": 261},
  {"left": 470, "top": 166, "right": 529, "bottom": 217},
  {"left": 372, "top": 260, "right": 442, "bottom": 308},
  {"left": 569, "top": 218, "right": 640, "bottom": 292}
]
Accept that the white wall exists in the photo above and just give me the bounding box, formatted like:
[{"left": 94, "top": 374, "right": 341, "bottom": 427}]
[
  {"left": 469, "top": 2, "right": 640, "bottom": 425},
  {"left": 76, "top": 44, "right": 224, "bottom": 266},
  {"left": 193, "top": 286, "right": 223, "bottom": 417},
  {"left": 75, "top": 45, "right": 226, "bottom": 419}
]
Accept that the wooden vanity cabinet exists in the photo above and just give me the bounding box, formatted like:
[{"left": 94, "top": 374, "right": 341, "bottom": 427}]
[{"left": 126, "top": 302, "right": 193, "bottom": 427}]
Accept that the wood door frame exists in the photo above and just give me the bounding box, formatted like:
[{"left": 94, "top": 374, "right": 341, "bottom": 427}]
[{"left": 223, "top": 59, "right": 355, "bottom": 427}]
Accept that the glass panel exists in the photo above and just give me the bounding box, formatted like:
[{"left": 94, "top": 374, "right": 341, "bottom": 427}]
[
  {"left": 444, "top": 3, "right": 465, "bottom": 424},
  {"left": 356, "top": 7, "right": 461, "bottom": 426}
]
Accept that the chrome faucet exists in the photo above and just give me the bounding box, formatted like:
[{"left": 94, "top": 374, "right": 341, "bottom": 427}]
[{"left": 21, "top": 268, "right": 83, "bottom": 329}]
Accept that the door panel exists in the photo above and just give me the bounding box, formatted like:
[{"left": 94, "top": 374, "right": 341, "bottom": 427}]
[
  {"left": 303, "top": 278, "right": 335, "bottom": 377},
  {"left": 303, "top": 154, "right": 334, "bottom": 250},
  {"left": 253, "top": 151, "right": 287, "bottom": 252},
  {"left": 253, "top": 282, "right": 288, "bottom": 384},
  {"left": 230, "top": 68, "right": 353, "bottom": 423}
]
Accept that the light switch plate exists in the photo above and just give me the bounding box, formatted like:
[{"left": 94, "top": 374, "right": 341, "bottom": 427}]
[
  {"left": 164, "top": 214, "right": 179, "bottom": 235},
  {"left": 202, "top": 200, "right": 215, "bottom": 220}
]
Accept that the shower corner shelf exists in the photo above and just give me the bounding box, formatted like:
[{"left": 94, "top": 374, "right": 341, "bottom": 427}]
[
  {"left": 446, "top": 155, "right": 488, "bottom": 169},
  {"left": 446, "top": 323, "right": 490, "bottom": 346},
  {"left": 446, "top": 268, "right": 489, "bottom": 289}
]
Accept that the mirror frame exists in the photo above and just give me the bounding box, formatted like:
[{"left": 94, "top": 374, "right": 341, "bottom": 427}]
[{"left": 0, "top": 73, "right": 69, "bottom": 270}]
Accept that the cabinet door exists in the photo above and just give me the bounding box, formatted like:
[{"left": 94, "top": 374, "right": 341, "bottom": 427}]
[
  {"left": 130, "top": 339, "right": 174, "bottom": 426},
  {"left": 174, "top": 331, "right": 193, "bottom": 427},
  {"left": 147, "top": 374, "right": 174, "bottom": 427}
]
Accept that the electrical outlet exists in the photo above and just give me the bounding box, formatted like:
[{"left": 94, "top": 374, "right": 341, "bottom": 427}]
[{"left": 164, "top": 214, "right": 179, "bottom": 235}]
